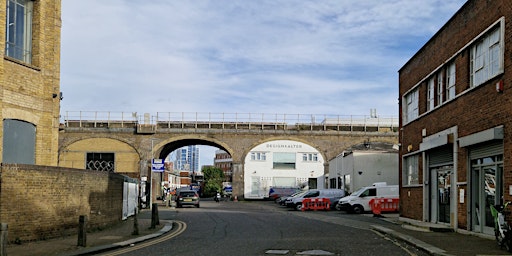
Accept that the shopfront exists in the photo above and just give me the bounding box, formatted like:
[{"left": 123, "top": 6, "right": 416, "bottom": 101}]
[{"left": 459, "top": 126, "right": 503, "bottom": 235}]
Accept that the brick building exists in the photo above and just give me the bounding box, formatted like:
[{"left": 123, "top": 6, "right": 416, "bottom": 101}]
[
  {"left": 0, "top": 1, "right": 139, "bottom": 243},
  {"left": 1, "top": 0, "right": 61, "bottom": 166},
  {"left": 214, "top": 149, "right": 233, "bottom": 182},
  {"left": 399, "top": 0, "right": 512, "bottom": 235}
]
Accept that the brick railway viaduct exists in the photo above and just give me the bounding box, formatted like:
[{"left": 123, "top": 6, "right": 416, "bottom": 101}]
[{"left": 58, "top": 112, "right": 399, "bottom": 198}]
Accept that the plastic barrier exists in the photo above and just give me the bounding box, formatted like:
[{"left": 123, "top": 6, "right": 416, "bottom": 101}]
[
  {"left": 301, "top": 198, "right": 331, "bottom": 211},
  {"left": 369, "top": 198, "right": 399, "bottom": 215}
]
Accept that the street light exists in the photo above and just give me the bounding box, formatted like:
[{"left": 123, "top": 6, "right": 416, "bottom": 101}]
[{"left": 335, "top": 152, "right": 344, "bottom": 189}]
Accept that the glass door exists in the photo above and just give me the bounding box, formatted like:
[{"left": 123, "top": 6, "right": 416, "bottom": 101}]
[
  {"left": 251, "top": 176, "right": 260, "bottom": 196},
  {"left": 430, "top": 166, "right": 452, "bottom": 223},
  {"left": 472, "top": 161, "right": 502, "bottom": 234},
  {"left": 437, "top": 169, "right": 452, "bottom": 223}
]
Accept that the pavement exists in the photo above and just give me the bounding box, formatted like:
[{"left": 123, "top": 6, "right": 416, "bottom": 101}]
[
  {"left": 5, "top": 201, "right": 512, "bottom": 256},
  {"left": 5, "top": 202, "right": 174, "bottom": 256}
]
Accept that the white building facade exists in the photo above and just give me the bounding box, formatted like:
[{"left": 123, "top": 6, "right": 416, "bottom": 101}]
[
  {"left": 244, "top": 140, "right": 325, "bottom": 199},
  {"left": 328, "top": 142, "right": 398, "bottom": 193}
]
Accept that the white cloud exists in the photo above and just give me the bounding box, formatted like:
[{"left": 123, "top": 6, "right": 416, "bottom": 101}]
[{"left": 60, "top": 0, "right": 467, "bottom": 162}]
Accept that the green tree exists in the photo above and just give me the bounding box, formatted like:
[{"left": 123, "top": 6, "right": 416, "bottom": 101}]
[{"left": 202, "top": 166, "right": 224, "bottom": 197}]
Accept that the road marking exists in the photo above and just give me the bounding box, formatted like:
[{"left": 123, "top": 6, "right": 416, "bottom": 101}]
[
  {"left": 297, "top": 250, "right": 334, "bottom": 255},
  {"left": 99, "top": 220, "right": 187, "bottom": 256},
  {"left": 265, "top": 249, "right": 289, "bottom": 254}
]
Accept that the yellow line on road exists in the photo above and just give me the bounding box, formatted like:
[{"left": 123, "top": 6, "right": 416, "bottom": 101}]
[{"left": 100, "top": 220, "right": 187, "bottom": 256}]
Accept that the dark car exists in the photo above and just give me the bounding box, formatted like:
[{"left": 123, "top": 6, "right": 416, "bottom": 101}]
[{"left": 175, "top": 190, "right": 200, "bottom": 208}]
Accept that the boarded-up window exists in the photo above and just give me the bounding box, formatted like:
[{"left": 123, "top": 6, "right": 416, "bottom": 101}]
[{"left": 3, "top": 119, "right": 35, "bottom": 164}]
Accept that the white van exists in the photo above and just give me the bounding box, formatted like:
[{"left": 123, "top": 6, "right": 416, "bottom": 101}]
[
  {"left": 337, "top": 184, "right": 398, "bottom": 214},
  {"left": 286, "top": 189, "right": 345, "bottom": 211}
]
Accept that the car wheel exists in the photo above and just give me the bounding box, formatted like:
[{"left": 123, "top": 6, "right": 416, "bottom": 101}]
[
  {"left": 177, "top": 203, "right": 182, "bottom": 208},
  {"left": 295, "top": 203, "right": 302, "bottom": 211},
  {"left": 352, "top": 205, "right": 364, "bottom": 214}
]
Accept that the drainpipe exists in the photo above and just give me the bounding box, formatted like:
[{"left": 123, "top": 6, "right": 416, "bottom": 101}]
[
  {"left": 423, "top": 151, "right": 429, "bottom": 222},
  {"left": 452, "top": 129, "right": 458, "bottom": 231}
]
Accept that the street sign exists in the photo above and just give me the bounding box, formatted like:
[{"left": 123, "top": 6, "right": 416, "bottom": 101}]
[{"left": 151, "top": 159, "right": 165, "bottom": 172}]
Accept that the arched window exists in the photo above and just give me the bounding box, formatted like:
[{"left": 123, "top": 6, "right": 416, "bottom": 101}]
[{"left": 3, "top": 119, "right": 35, "bottom": 164}]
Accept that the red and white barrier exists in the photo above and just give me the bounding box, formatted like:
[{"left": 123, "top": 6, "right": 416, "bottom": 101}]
[
  {"left": 369, "top": 198, "right": 399, "bottom": 215},
  {"left": 301, "top": 198, "right": 331, "bottom": 211}
]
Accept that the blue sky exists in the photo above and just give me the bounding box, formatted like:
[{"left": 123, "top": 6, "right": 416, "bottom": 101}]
[{"left": 60, "top": 0, "right": 467, "bottom": 165}]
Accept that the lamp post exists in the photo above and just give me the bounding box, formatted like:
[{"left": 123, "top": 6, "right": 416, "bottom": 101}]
[
  {"left": 335, "top": 152, "right": 344, "bottom": 189},
  {"left": 149, "top": 138, "right": 158, "bottom": 210}
]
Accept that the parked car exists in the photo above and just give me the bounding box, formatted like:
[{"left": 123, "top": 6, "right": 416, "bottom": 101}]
[
  {"left": 286, "top": 189, "right": 345, "bottom": 210},
  {"left": 277, "top": 190, "right": 306, "bottom": 206},
  {"left": 269, "top": 187, "right": 301, "bottom": 201},
  {"left": 337, "top": 183, "right": 398, "bottom": 214},
  {"left": 175, "top": 190, "right": 200, "bottom": 208}
]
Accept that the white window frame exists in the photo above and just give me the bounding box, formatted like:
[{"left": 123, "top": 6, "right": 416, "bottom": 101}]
[
  {"left": 403, "top": 154, "right": 419, "bottom": 186},
  {"left": 5, "top": 0, "right": 33, "bottom": 63},
  {"left": 427, "top": 78, "right": 435, "bottom": 111},
  {"left": 403, "top": 88, "right": 418, "bottom": 125},
  {"left": 446, "top": 62, "right": 456, "bottom": 100},
  {"left": 437, "top": 72, "right": 444, "bottom": 105},
  {"left": 470, "top": 19, "right": 504, "bottom": 88},
  {"left": 302, "top": 153, "right": 318, "bottom": 162},
  {"left": 251, "top": 152, "right": 266, "bottom": 161}
]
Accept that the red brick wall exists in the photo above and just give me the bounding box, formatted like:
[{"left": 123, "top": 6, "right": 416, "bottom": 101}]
[
  {"left": 400, "top": 187, "right": 423, "bottom": 220},
  {"left": 0, "top": 164, "right": 125, "bottom": 242},
  {"left": 399, "top": 0, "right": 512, "bottom": 222}
]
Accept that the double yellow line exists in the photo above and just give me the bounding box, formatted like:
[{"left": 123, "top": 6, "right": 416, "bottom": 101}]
[{"left": 100, "top": 220, "right": 187, "bottom": 256}]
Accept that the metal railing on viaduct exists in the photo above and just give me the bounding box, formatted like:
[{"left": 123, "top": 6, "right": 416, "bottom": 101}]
[{"left": 61, "top": 111, "right": 399, "bottom": 133}]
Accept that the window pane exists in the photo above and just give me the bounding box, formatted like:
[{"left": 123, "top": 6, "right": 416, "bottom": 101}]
[
  {"left": 273, "top": 152, "right": 296, "bottom": 169},
  {"left": 404, "top": 155, "right": 419, "bottom": 185},
  {"left": 273, "top": 152, "right": 295, "bottom": 162},
  {"left": 5, "top": 0, "right": 32, "bottom": 62},
  {"left": 470, "top": 24, "right": 502, "bottom": 87}
]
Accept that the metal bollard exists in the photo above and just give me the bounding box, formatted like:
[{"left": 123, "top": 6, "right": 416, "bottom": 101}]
[
  {"left": 132, "top": 207, "right": 139, "bottom": 235},
  {"left": 77, "top": 215, "right": 87, "bottom": 247},
  {"left": 151, "top": 203, "right": 159, "bottom": 229},
  {"left": 0, "top": 223, "right": 7, "bottom": 256}
]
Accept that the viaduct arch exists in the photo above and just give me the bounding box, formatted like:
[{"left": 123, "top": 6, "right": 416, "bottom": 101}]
[{"left": 58, "top": 119, "right": 398, "bottom": 198}]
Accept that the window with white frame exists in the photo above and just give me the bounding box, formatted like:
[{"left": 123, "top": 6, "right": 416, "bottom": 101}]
[
  {"left": 437, "top": 72, "right": 444, "bottom": 105},
  {"left": 427, "top": 78, "right": 435, "bottom": 111},
  {"left": 250, "top": 152, "right": 266, "bottom": 161},
  {"left": 446, "top": 62, "right": 456, "bottom": 100},
  {"left": 403, "top": 155, "right": 419, "bottom": 186},
  {"left": 470, "top": 20, "right": 504, "bottom": 87},
  {"left": 403, "top": 88, "right": 418, "bottom": 124},
  {"left": 302, "top": 153, "right": 318, "bottom": 162},
  {"left": 5, "top": 0, "right": 33, "bottom": 63}
]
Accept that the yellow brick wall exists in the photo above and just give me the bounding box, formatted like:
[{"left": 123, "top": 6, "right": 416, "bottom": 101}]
[
  {"left": 0, "top": 0, "right": 61, "bottom": 166},
  {"left": 0, "top": 164, "right": 125, "bottom": 242},
  {"left": 59, "top": 138, "right": 141, "bottom": 174}
]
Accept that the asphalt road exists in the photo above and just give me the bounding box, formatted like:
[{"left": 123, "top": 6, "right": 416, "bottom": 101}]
[{"left": 110, "top": 199, "right": 427, "bottom": 256}]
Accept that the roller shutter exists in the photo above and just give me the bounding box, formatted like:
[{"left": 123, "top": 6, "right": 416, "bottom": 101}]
[
  {"left": 429, "top": 145, "right": 453, "bottom": 166},
  {"left": 469, "top": 141, "right": 502, "bottom": 160}
]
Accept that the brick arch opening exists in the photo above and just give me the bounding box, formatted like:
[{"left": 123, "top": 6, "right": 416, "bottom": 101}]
[{"left": 155, "top": 138, "right": 231, "bottom": 160}]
